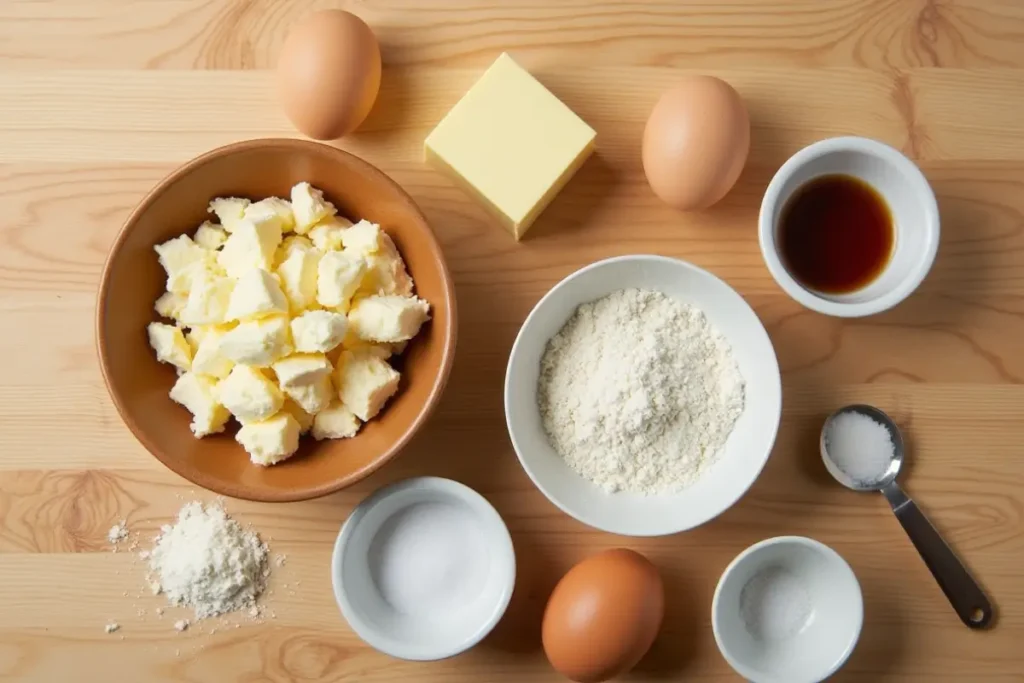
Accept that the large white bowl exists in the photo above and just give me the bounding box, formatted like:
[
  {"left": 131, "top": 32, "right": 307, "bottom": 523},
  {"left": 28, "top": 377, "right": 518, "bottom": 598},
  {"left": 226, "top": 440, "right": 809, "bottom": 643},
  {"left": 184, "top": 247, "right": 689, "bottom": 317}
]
[{"left": 504, "top": 255, "right": 782, "bottom": 536}]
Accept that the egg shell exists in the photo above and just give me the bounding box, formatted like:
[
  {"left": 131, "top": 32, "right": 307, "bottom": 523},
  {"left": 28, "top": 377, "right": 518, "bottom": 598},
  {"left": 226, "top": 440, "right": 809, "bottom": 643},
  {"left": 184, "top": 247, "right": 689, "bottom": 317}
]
[
  {"left": 542, "top": 548, "right": 664, "bottom": 683},
  {"left": 642, "top": 76, "right": 750, "bottom": 211},
  {"left": 276, "top": 10, "right": 382, "bottom": 140}
]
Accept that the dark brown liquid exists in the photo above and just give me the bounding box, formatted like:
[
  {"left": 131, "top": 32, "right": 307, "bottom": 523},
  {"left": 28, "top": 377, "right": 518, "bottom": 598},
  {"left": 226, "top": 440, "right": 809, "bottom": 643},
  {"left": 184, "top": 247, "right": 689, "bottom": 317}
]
[{"left": 778, "top": 174, "right": 894, "bottom": 294}]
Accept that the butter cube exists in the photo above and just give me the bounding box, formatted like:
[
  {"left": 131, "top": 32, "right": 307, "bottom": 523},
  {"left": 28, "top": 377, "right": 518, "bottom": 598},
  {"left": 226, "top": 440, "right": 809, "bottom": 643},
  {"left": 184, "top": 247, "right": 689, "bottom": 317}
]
[
  {"left": 348, "top": 295, "right": 430, "bottom": 343},
  {"left": 282, "top": 398, "right": 315, "bottom": 434},
  {"left": 190, "top": 327, "right": 234, "bottom": 380},
  {"left": 424, "top": 53, "right": 595, "bottom": 239},
  {"left": 272, "top": 353, "right": 332, "bottom": 388},
  {"left": 317, "top": 251, "right": 367, "bottom": 311},
  {"left": 154, "top": 291, "right": 186, "bottom": 321},
  {"left": 312, "top": 401, "right": 361, "bottom": 440},
  {"left": 154, "top": 235, "right": 212, "bottom": 294},
  {"left": 291, "top": 182, "right": 336, "bottom": 234},
  {"left": 219, "top": 315, "right": 292, "bottom": 367},
  {"left": 359, "top": 234, "right": 414, "bottom": 296},
  {"left": 336, "top": 348, "right": 400, "bottom": 421},
  {"left": 147, "top": 322, "right": 192, "bottom": 371},
  {"left": 194, "top": 221, "right": 228, "bottom": 250},
  {"left": 217, "top": 218, "right": 282, "bottom": 278},
  {"left": 216, "top": 365, "right": 284, "bottom": 424},
  {"left": 169, "top": 372, "right": 231, "bottom": 438},
  {"left": 244, "top": 197, "right": 295, "bottom": 233},
  {"left": 178, "top": 272, "right": 234, "bottom": 326},
  {"left": 287, "top": 374, "right": 334, "bottom": 415},
  {"left": 291, "top": 310, "right": 347, "bottom": 353},
  {"left": 309, "top": 216, "right": 354, "bottom": 251},
  {"left": 225, "top": 269, "right": 288, "bottom": 321},
  {"left": 276, "top": 242, "right": 321, "bottom": 312},
  {"left": 236, "top": 412, "right": 301, "bottom": 466},
  {"left": 208, "top": 197, "right": 250, "bottom": 232},
  {"left": 338, "top": 220, "right": 385, "bottom": 254}
]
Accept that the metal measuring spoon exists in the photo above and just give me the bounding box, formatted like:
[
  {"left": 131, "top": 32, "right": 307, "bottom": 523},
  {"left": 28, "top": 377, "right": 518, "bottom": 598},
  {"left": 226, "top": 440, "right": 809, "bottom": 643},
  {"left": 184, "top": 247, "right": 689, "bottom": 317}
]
[{"left": 820, "top": 404, "right": 994, "bottom": 629}]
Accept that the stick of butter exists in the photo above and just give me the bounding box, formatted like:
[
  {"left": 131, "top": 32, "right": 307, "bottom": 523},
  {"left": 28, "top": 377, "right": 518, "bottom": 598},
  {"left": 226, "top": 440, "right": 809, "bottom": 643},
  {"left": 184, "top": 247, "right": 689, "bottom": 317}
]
[{"left": 424, "top": 53, "right": 596, "bottom": 240}]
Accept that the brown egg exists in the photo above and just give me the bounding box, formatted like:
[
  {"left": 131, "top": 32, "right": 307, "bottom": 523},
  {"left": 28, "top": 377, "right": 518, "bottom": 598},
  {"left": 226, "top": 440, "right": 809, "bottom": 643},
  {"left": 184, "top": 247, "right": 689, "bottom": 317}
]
[
  {"left": 276, "top": 10, "right": 382, "bottom": 140},
  {"left": 542, "top": 549, "right": 664, "bottom": 683},
  {"left": 642, "top": 76, "right": 750, "bottom": 211}
]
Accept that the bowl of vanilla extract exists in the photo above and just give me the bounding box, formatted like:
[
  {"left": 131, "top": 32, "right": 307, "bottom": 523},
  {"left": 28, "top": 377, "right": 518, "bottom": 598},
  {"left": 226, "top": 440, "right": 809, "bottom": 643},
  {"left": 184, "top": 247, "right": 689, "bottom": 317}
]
[{"left": 758, "top": 136, "right": 940, "bottom": 318}]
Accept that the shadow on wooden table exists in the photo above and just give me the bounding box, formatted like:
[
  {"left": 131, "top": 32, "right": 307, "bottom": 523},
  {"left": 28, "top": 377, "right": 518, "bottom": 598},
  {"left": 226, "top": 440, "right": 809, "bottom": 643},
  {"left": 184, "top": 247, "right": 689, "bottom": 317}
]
[
  {"left": 525, "top": 152, "right": 620, "bottom": 241},
  {"left": 830, "top": 572, "right": 907, "bottom": 681},
  {"left": 482, "top": 531, "right": 559, "bottom": 655}
]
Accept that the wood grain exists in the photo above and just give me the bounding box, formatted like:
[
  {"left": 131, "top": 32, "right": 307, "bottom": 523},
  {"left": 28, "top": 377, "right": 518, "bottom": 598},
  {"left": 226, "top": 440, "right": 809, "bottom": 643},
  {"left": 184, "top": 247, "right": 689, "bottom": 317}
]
[{"left": 1, "top": 0, "right": 1023, "bottom": 681}]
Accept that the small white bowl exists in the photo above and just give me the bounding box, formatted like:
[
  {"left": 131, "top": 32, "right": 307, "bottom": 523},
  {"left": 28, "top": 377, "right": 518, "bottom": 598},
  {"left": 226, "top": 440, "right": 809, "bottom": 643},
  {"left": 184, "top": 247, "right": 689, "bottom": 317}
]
[
  {"left": 331, "top": 477, "right": 516, "bottom": 661},
  {"left": 758, "top": 136, "right": 939, "bottom": 317},
  {"left": 504, "top": 255, "right": 781, "bottom": 536},
  {"left": 712, "top": 536, "right": 864, "bottom": 683}
]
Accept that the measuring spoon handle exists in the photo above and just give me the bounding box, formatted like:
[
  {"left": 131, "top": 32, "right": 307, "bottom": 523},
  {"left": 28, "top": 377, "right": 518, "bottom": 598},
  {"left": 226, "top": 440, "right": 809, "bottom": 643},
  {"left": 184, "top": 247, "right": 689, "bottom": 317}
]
[{"left": 882, "top": 482, "right": 993, "bottom": 628}]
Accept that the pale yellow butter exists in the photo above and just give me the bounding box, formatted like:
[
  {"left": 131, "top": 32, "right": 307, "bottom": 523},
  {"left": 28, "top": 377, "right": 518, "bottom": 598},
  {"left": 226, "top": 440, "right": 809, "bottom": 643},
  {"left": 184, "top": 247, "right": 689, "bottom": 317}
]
[
  {"left": 178, "top": 272, "right": 234, "bottom": 326},
  {"left": 282, "top": 398, "right": 315, "bottom": 434},
  {"left": 190, "top": 327, "right": 234, "bottom": 380},
  {"left": 169, "top": 372, "right": 231, "bottom": 437},
  {"left": 147, "top": 322, "right": 192, "bottom": 371},
  {"left": 291, "top": 182, "right": 336, "bottom": 234},
  {"left": 336, "top": 348, "right": 401, "bottom": 421},
  {"left": 424, "top": 52, "right": 596, "bottom": 240},
  {"left": 216, "top": 365, "right": 284, "bottom": 424},
  {"left": 287, "top": 374, "right": 334, "bottom": 416},
  {"left": 291, "top": 309, "right": 348, "bottom": 353},
  {"left": 349, "top": 295, "right": 430, "bottom": 343},
  {"left": 217, "top": 218, "right": 282, "bottom": 278},
  {"left": 154, "top": 291, "right": 186, "bottom": 321},
  {"left": 218, "top": 315, "right": 292, "bottom": 367},
  {"left": 359, "top": 233, "right": 414, "bottom": 297},
  {"left": 276, "top": 242, "right": 322, "bottom": 312},
  {"left": 154, "top": 235, "right": 212, "bottom": 294},
  {"left": 312, "top": 401, "right": 361, "bottom": 440},
  {"left": 194, "top": 221, "right": 228, "bottom": 250},
  {"left": 225, "top": 269, "right": 288, "bottom": 321},
  {"left": 244, "top": 197, "right": 295, "bottom": 233},
  {"left": 309, "top": 216, "right": 354, "bottom": 251},
  {"left": 317, "top": 251, "right": 366, "bottom": 311},
  {"left": 272, "top": 353, "right": 332, "bottom": 389},
  {"left": 236, "top": 412, "right": 301, "bottom": 466},
  {"left": 208, "top": 197, "right": 250, "bottom": 232}
]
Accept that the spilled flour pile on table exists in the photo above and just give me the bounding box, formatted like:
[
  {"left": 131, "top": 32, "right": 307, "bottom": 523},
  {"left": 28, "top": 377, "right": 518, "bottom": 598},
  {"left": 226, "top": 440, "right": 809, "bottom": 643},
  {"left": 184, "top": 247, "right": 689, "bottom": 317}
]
[
  {"left": 538, "top": 288, "right": 745, "bottom": 494},
  {"left": 145, "top": 501, "right": 270, "bottom": 619}
]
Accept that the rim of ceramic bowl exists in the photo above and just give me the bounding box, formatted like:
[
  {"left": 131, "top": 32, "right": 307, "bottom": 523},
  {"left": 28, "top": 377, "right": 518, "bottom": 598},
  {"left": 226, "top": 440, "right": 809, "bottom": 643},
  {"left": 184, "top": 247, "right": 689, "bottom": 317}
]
[
  {"left": 95, "top": 138, "right": 458, "bottom": 502},
  {"left": 711, "top": 535, "right": 864, "bottom": 683},
  {"left": 758, "top": 135, "right": 940, "bottom": 318},
  {"left": 331, "top": 476, "right": 516, "bottom": 660},
  {"left": 504, "top": 254, "right": 782, "bottom": 536}
]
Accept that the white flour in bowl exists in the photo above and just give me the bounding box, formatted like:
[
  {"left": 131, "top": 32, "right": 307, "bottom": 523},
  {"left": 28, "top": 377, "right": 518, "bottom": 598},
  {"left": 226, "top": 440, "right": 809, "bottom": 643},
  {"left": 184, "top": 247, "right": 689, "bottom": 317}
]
[{"left": 538, "top": 288, "right": 745, "bottom": 494}]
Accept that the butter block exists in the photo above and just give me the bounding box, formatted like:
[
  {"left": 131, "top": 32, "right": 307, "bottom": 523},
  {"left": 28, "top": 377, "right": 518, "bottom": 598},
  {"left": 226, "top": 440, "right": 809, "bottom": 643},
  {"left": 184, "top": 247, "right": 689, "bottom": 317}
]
[
  {"left": 317, "top": 251, "right": 366, "bottom": 311},
  {"left": 282, "top": 398, "right": 315, "bottom": 434},
  {"left": 216, "top": 365, "right": 284, "bottom": 424},
  {"left": 218, "top": 315, "right": 292, "bottom": 367},
  {"left": 424, "top": 52, "right": 596, "bottom": 239},
  {"left": 154, "top": 235, "right": 212, "bottom": 294},
  {"left": 312, "top": 401, "right": 361, "bottom": 440},
  {"left": 291, "top": 182, "right": 336, "bottom": 234},
  {"left": 309, "top": 216, "right": 354, "bottom": 251},
  {"left": 190, "top": 327, "right": 234, "bottom": 380},
  {"left": 225, "top": 269, "right": 288, "bottom": 321},
  {"left": 178, "top": 272, "right": 234, "bottom": 326},
  {"left": 236, "top": 412, "right": 301, "bottom": 466},
  {"left": 359, "top": 232, "right": 413, "bottom": 297},
  {"left": 276, "top": 241, "right": 322, "bottom": 312},
  {"left": 336, "top": 348, "right": 401, "bottom": 421},
  {"left": 244, "top": 197, "right": 295, "bottom": 233},
  {"left": 194, "top": 221, "right": 228, "bottom": 250},
  {"left": 272, "top": 353, "right": 332, "bottom": 389},
  {"left": 348, "top": 295, "right": 430, "bottom": 343},
  {"left": 154, "top": 291, "right": 186, "bottom": 321},
  {"left": 208, "top": 197, "right": 250, "bottom": 232},
  {"left": 169, "top": 372, "right": 231, "bottom": 437},
  {"left": 217, "top": 218, "right": 282, "bottom": 278},
  {"left": 291, "top": 310, "right": 348, "bottom": 353},
  {"left": 147, "top": 322, "right": 192, "bottom": 371},
  {"left": 287, "top": 374, "right": 334, "bottom": 416}
]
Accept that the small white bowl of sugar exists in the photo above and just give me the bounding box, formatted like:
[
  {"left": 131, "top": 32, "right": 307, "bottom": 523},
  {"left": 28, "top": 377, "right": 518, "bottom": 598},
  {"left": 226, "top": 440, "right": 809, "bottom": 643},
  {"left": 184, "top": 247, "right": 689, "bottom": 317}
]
[
  {"left": 712, "top": 536, "right": 863, "bottom": 683},
  {"left": 332, "top": 477, "right": 516, "bottom": 660}
]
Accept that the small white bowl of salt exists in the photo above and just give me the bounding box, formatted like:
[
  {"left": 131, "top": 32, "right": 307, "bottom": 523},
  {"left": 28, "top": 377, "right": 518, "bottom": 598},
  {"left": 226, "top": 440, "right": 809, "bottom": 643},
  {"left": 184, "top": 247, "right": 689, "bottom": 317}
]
[
  {"left": 332, "top": 477, "right": 516, "bottom": 660},
  {"left": 712, "top": 536, "right": 863, "bottom": 683}
]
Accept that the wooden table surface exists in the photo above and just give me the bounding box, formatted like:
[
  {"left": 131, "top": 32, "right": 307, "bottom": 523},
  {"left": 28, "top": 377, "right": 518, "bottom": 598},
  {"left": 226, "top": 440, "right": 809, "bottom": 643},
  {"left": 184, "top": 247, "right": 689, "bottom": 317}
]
[{"left": 2, "top": 1, "right": 1024, "bottom": 681}]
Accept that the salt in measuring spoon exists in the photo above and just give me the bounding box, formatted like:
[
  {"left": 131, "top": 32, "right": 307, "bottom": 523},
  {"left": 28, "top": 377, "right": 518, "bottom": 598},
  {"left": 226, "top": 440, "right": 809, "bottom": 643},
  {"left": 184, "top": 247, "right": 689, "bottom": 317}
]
[{"left": 820, "top": 404, "right": 993, "bottom": 629}]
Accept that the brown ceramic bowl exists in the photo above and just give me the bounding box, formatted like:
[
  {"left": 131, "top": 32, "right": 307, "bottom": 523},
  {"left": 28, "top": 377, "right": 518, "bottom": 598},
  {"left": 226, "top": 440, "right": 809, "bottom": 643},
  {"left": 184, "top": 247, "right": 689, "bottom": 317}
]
[{"left": 97, "top": 139, "right": 456, "bottom": 502}]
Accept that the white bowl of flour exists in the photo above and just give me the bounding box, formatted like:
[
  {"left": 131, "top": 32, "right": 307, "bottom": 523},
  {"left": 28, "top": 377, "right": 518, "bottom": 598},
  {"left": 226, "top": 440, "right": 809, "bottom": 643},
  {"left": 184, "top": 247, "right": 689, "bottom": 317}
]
[{"left": 505, "top": 255, "right": 781, "bottom": 536}]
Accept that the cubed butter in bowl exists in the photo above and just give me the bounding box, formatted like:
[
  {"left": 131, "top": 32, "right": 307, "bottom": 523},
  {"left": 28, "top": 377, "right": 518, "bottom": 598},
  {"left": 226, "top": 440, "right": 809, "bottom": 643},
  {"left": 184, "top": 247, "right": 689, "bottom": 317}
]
[{"left": 97, "top": 139, "right": 456, "bottom": 502}]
